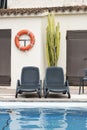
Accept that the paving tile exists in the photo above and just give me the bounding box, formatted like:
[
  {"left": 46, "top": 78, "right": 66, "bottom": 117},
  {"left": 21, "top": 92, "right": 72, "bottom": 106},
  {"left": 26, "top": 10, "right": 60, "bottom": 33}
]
[{"left": 0, "top": 86, "right": 87, "bottom": 102}]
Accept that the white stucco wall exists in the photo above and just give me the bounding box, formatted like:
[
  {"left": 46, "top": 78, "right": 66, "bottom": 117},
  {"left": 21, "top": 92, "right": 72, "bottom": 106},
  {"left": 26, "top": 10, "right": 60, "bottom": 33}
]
[
  {"left": 55, "top": 13, "right": 87, "bottom": 71},
  {"left": 1, "top": 0, "right": 87, "bottom": 88},
  {"left": 0, "top": 12, "right": 87, "bottom": 88},
  {"left": 8, "top": 0, "right": 87, "bottom": 8},
  {"left": 0, "top": 16, "right": 43, "bottom": 88}
]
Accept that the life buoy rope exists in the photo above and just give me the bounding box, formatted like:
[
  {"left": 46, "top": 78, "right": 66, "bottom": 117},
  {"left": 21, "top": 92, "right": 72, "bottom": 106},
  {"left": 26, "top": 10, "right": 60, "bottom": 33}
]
[{"left": 15, "top": 30, "right": 35, "bottom": 51}]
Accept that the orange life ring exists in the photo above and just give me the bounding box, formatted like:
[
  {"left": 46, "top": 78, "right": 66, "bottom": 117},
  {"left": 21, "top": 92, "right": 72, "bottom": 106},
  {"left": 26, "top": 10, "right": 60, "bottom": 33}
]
[{"left": 15, "top": 30, "right": 35, "bottom": 51}]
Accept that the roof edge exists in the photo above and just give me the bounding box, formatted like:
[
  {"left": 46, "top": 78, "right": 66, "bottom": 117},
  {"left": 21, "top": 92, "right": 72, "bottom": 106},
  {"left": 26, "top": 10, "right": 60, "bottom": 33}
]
[{"left": 0, "top": 5, "right": 87, "bottom": 16}]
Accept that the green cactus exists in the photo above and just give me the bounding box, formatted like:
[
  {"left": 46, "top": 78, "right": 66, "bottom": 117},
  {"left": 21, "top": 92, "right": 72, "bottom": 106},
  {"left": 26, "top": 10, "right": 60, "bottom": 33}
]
[{"left": 46, "top": 13, "right": 60, "bottom": 66}]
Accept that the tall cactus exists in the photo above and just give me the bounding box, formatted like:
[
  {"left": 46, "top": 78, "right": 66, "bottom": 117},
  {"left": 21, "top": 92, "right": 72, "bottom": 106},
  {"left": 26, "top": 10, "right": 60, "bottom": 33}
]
[{"left": 46, "top": 13, "right": 60, "bottom": 66}]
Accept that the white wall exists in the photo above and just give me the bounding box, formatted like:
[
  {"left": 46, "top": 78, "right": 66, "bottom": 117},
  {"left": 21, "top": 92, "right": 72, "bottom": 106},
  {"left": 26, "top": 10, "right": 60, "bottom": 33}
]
[
  {"left": 7, "top": 0, "right": 64, "bottom": 8},
  {"left": 8, "top": 0, "right": 87, "bottom": 8},
  {"left": 55, "top": 13, "right": 87, "bottom": 73},
  {"left": 0, "top": 16, "right": 43, "bottom": 88},
  {"left": 1, "top": 12, "right": 87, "bottom": 88},
  {"left": 42, "top": 13, "right": 87, "bottom": 76}
]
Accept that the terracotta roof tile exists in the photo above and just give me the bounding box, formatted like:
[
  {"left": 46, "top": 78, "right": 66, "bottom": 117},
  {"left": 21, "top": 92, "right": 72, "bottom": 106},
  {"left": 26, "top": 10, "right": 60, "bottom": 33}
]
[{"left": 0, "top": 6, "right": 87, "bottom": 16}]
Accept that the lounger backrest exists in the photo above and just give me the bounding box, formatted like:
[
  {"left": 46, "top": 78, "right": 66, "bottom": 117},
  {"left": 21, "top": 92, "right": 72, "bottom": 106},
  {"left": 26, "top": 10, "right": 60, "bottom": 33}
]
[
  {"left": 46, "top": 67, "right": 64, "bottom": 86},
  {"left": 21, "top": 66, "right": 40, "bottom": 84}
]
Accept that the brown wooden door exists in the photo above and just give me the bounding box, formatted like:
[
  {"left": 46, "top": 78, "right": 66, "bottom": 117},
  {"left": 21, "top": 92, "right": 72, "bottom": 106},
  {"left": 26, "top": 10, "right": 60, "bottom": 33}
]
[
  {"left": 66, "top": 30, "right": 87, "bottom": 86},
  {"left": 0, "top": 29, "right": 11, "bottom": 86}
]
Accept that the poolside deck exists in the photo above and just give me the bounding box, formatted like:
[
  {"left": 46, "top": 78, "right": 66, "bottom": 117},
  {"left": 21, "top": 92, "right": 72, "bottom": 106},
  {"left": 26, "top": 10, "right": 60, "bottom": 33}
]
[{"left": 0, "top": 86, "right": 87, "bottom": 102}]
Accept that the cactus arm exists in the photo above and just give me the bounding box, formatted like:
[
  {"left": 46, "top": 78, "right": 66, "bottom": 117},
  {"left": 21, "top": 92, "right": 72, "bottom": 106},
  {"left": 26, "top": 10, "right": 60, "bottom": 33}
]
[{"left": 46, "top": 13, "right": 60, "bottom": 67}]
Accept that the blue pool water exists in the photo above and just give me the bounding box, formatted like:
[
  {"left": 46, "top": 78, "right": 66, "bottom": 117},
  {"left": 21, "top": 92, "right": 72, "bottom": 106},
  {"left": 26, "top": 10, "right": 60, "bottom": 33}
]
[{"left": 0, "top": 105, "right": 87, "bottom": 130}]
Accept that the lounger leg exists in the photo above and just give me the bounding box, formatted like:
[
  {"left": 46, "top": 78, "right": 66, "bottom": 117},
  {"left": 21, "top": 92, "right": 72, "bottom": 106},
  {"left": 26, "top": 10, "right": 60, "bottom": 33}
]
[
  {"left": 37, "top": 89, "right": 42, "bottom": 98},
  {"left": 67, "top": 92, "right": 71, "bottom": 98},
  {"left": 15, "top": 92, "right": 18, "bottom": 98},
  {"left": 79, "top": 86, "right": 81, "bottom": 94},
  {"left": 82, "top": 80, "right": 84, "bottom": 94},
  {"left": 79, "top": 78, "right": 83, "bottom": 94},
  {"left": 44, "top": 93, "right": 47, "bottom": 98},
  {"left": 44, "top": 88, "right": 48, "bottom": 98}
]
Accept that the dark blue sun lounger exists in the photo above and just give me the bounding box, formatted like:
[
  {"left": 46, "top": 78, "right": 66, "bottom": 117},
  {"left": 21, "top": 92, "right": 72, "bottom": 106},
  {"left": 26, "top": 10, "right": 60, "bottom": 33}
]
[
  {"left": 43, "top": 66, "right": 71, "bottom": 98},
  {"left": 15, "top": 66, "right": 42, "bottom": 98}
]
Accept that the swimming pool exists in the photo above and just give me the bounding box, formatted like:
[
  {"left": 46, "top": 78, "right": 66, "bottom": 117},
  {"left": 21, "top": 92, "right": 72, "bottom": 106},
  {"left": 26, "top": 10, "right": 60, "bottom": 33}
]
[{"left": 0, "top": 102, "right": 87, "bottom": 130}]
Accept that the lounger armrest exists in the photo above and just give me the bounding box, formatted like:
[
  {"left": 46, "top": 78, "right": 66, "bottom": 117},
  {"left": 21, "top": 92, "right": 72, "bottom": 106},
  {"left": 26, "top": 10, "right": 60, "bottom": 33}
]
[
  {"left": 37, "top": 80, "right": 42, "bottom": 90},
  {"left": 43, "top": 79, "right": 47, "bottom": 88},
  {"left": 16, "top": 80, "right": 21, "bottom": 93},
  {"left": 65, "top": 80, "right": 70, "bottom": 92},
  {"left": 39, "top": 80, "right": 42, "bottom": 89},
  {"left": 43, "top": 79, "right": 47, "bottom": 89},
  {"left": 65, "top": 80, "right": 69, "bottom": 86},
  {"left": 17, "top": 80, "right": 21, "bottom": 87},
  {"left": 40, "top": 80, "right": 42, "bottom": 83}
]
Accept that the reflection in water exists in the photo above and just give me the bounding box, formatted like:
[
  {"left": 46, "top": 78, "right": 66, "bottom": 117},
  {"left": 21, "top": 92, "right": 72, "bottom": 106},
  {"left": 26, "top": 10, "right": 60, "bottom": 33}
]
[
  {"left": 65, "top": 109, "right": 87, "bottom": 130},
  {"left": 0, "top": 108, "right": 87, "bottom": 130},
  {"left": 0, "top": 110, "right": 11, "bottom": 130},
  {"left": 39, "top": 109, "right": 68, "bottom": 130},
  {"left": 9, "top": 111, "right": 22, "bottom": 130}
]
